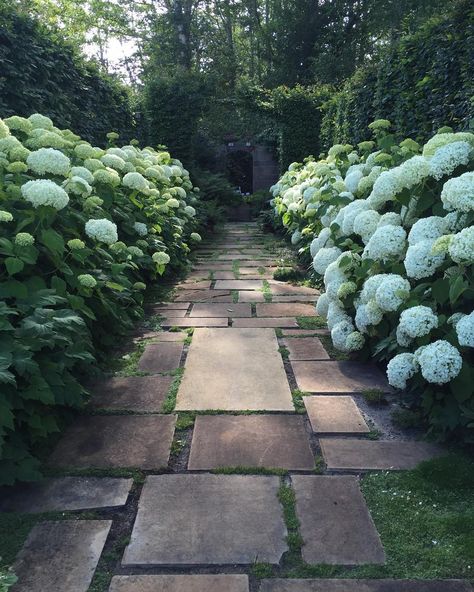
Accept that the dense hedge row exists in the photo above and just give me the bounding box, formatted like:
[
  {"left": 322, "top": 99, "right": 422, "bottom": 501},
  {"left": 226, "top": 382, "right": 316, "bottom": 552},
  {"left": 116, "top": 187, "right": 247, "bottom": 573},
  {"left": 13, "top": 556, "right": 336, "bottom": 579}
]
[
  {"left": 0, "top": 10, "right": 135, "bottom": 145},
  {"left": 271, "top": 122, "right": 474, "bottom": 442},
  {"left": 0, "top": 113, "right": 203, "bottom": 484}
]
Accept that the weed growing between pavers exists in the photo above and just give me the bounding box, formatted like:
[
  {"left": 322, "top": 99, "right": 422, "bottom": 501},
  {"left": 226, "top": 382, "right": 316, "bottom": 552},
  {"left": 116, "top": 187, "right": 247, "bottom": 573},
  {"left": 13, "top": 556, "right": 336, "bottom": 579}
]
[
  {"left": 184, "top": 327, "right": 194, "bottom": 346},
  {"left": 176, "top": 413, "right": 196, "bottom": 430},
  {"left": 231, "top": 290, "right": 239, "bottom": 303},
  {"left": 88, "top": 534, "right": 131, "bottom": 592},
  {"left": 232, "top": 259, "right": 241, "bottom": 278},
  {"left": 212, "top": 466, "right": 289, "bottom": 476},
  {"left": 291, "top": 389, "right": 307, "bottom": 414},
  {"left": 362, "top": 389, "right": 388, "bottom": 406},
  {"left": 42, "top": 466, "right": 146, "bottom": 484},
  {"left": 278, "top": 345, "right": 290, "bottom": 360},
  {"left": 278, "top": 481, "right": 304, "bottom": 568},
  {"left": 296, "top": 316, "right": 327, "bottom": 330},
  {"left": 161, "top": 368, "right": 184, "bottom": 413},
  {"left": 273, "top": 267, "right": 306, "bottom": 283},
  {"left": 258, "top": 266, "right": 266, "bottom": 275},
  {"left": 262, "top": 280, "right": 272, "bottom": 302}
]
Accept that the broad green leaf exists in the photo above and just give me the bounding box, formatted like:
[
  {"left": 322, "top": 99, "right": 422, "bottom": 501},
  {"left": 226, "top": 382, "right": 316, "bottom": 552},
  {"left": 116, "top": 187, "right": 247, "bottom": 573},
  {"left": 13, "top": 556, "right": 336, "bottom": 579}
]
[{"left": 5, "top": 257, "right": 24, "bottom": 276}]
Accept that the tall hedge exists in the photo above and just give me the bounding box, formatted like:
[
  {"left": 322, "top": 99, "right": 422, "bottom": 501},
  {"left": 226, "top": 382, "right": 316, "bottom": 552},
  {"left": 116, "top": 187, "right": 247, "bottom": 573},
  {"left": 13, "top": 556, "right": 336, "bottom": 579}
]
[
  {"left": 320, "top": 0, "right": 474, "bottom": 148},
  {"left": 0, "top": 9, "right": 135, "bottom": 145}
]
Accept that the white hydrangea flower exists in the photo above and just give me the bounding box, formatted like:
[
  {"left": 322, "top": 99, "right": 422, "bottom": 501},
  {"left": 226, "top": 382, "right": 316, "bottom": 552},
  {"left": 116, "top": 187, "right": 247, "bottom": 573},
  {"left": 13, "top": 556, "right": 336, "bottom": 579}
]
[
  {"left": 340, "top": 199, "right": 369, "bottom": 235},
  {"left": 315, "top": 293, "right": 329, "bottom": 317},
  {"left": 448, "top": 227, "right": 474, "bottom": 264},
  {"left": 429, "top": 141, "right": 471, "bottom": 180},
  {"left": 399, "top": 306, "right": 438, "bottom": 338},
  {"left": 166, "top": 198, "right": 180, "bottom": 208},
  {"left": 28, "top": 113, "right": 54, "bottom": 130},
  {"left": 337, "top": 281, "right": 357, "bottom": 300},
  {"left": 441, "top": 172, "right": 474, "bottom": 212},
  {"left": 398, "top": 155, "right": 431, "bottom": 188},
  {"left": 106, "top": 147, "right": 129, "bottom": 160},
  {"left": 387, "top": 353, "right": 418, "bottom": 389},
  {"left": 344, "top": 168, "right": 364, "bottom": 194},
  {"left": 327, "top": 302, "right": 351, "bottom": 331},
  {"left": 416, "top": 340, "right": 462, "bottom": 384},
  {"left": 313, "top": 246, "right": 342, "bottom": 275},
  {"left": 70, "top": 166, "right": 94, "bottom": 184},
  {"left": 128, "top": 246, "right": 144, "bottom": 257},
  {"left": 377, "top": 212, "right": 401, "bottom": 228},
  {"left": 456, "top": 312, "right": 474, "bottom": 347},
  {"left": 323, "top": 261, "right": 347, "bottom": 301},
  {"left": 291, "top": 230, "right": 302, "bottom": 245},
  {"left": 404, "top": 240, "right": 445, "bottom": 279},
  {"left": 346, "top": 331, "right": 365, "bottom": 351},
  {"left": 303, "top": 186, "right": 318, "bottom": 202},
  {"left": 320, "top": 204, "right": 338, "bottom": 227},
  {"left": 360, "top": 274, "right": 388, "bottom": 304},
  {"left": 152, "top": 251, "right": 170, "bottom": 264},
  {"left": 184, "top": 205, "right": 196, "bottom": 217},
  {"left": 423, "top": 132, "right": 474, "bottom": 157},
  {"left": 364, "top": 225, "right": 407, "bottom": 261},
  {"left": 448, "top": 312, "right": 466, "bottom": 328},
  {"left": 133, "top": 222, "right": 148, "bottom": 236},
  {"left": 375, "top": 275, "right": 411, "bottom": 312},
  {"left": 27, "top": 148, "right": 70, "bottom": 176},
  {"left": 366, "top": 299, "right": 383, "bottom": 325},
  {"left": 355, "top": 304, "right": 370, "bottom": 333},
  {"left": 407, "top": 216, "right": 447, "bottom": 245},
  {"left": 190, "top": 232, "right": 201, "bottom": 242},
  {"left": 123, "top": 172, "right": 148, "bottom": 191},
  {"left": 21, "top": 179, "right": 69, "bottom": 210},
  {"left": 353, "top": 209, "right": 380, "bottom": 244},
  {"left": 101, "top": 153, "right": 126, "bottom": 171},
  {"left": 310, "top": 228, "right": 333, "bottom": 258},
  {"left": 443, "top": 211, "right": 468, "bottom": 233},
  {"left": 367, "top": 170, "right": 402, "bottom": 209},
  {"left": 331, "top": 320, "right": 355, "bottom": 351},
  {"left": 396, "top": 325, "right": 412, "bottom": 347},
  {"left": 64, "top": 175, "right": 92, "bottom": 196},
  {"left": 85, "top": 218, "right": 118, "bottom": 245}
]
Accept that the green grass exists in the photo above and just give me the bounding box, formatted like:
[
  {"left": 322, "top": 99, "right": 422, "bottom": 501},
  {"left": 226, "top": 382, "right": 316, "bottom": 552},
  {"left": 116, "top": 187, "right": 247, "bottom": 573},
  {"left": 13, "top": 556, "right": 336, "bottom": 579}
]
[
  {"left": 175, "top": 412, "right": 196, "bottom": 430},
  {"left": 296, "top": 316, "right": 327, "bottom": 330},
  {"left": 291, "top": 389, "right": 307, "bottom": 414},
  {"left": 262, "top": 279, "right": 272, "bottom": 302},
  {"left": 42, "top": 466, "right": 146, "bottom": 483},
  {"left": 278, "top": 482, "right": 304, "bottom": 568},
  {"left": 278, "top": 345, "right": 289, "bottom": 360},
  {"left": 88, "top": 535, "right": 130, "bottom": 592},
  {"left": 362, "top": 388, "right": 388, "bottom": 406},
  {"left": 161, "top": 368, "right": 184, "bottom": 413},
  {"left": 232, "top": 259, "right": 240, "bottom": 278},
  {"left": 108, "top": 341, "right": 148, "bottom": 376},
  {"left": 231, "top": 289, "right": 239, "bottom": 303}
]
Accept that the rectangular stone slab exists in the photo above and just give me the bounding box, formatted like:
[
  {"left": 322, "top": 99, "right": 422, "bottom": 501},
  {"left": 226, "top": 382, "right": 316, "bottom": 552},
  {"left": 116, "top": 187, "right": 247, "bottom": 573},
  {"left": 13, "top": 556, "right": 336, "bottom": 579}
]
[
  {"left": 12, "top": 520, "right": 111, "bottom": 592},
  {"left": 154, "top": 308, "right": 187, "bottom": 318},
  {"left": 122, "top": 474, "right": 288, "bottom": 565},
  {"left": 213, "top": 271, "right": 237, "bottom": 279},
  {"left": 237, "top": 291, "right": 266, "bottom": 302},
  {"left": 292, "top": 475, "right": 385, "bottom": 565},
  {"left": 133, "top": 331, "right": 187, "bottom": 342},
  {"left": 176, "top": 280, "right": 212, "bottom": 289},
  {"left": 138, "top": 342, "right": 183, "bottom": 373},
  {"left": 49, "top": 415, "right": 176, "bottom": 469},
  {"left": 109, "top": 575, "right": 250, "bottom": 592},
  {"left": 149, "top": 302, "right": 190, "bottom": 310},
  {"left": 161, "top": 317, "right": 229, "bottom": 328},
  {"left": 188, "top": 415, "right": 314, "bottom": 470},
  {"left": 303, "top": 396, "right": 369, "bottom": 434},
  {"left": 214, "top": 279, "right": 264, "bottom": 290},
  {"left": 283, "top": 329, "right": 330, "bottom": 336},
  {"left": 89, "top": 375, "right": 173, "bottom": 411},
  {"left": 257, "top": 303, "right": 316, "bottom": 317},
  {"left": 0, "top": 477, "right": 132, "bottom": 513},
  {"left": 282, "top": 338, "right": 330, "bottom": 360},
  {"left": 292, "top": 361, "right": 391, "bottom": 393},
  {"left": 320, "top": 439, "right": 440, "bottom": 471},
  {"left": 260, "top": 580, "right": 473, "bottom": 591},
  {"left": 175, "top": 289, "right": 232, "bottom": 302},
  {"left": 176, "top": 328, "right": 293, "bottom": 411},
  {"left": 272, "top": 295, "right": 316, "bottom": 302},
  {"left": 269, "top": 281, "right": 318, "bottom": 296},
  {"left": 190, "top": 303, "right": 252, "bottom": 317},
  {"left": 232, "top": 317, "right": 299, "bottom": 328}
]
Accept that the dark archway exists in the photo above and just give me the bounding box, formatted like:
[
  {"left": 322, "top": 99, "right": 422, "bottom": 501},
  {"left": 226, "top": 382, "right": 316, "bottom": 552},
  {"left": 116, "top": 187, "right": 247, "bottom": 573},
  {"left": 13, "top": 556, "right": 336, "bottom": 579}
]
[{"left": 226, "top": 150, "right": 253, "bottom": 194}]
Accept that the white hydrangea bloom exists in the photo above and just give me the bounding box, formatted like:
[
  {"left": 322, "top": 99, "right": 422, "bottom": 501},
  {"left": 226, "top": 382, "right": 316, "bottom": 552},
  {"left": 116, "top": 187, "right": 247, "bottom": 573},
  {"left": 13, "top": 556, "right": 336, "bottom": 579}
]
[
  {"left": 367, "top": 170, "right": 402, "bottom": 209},
  {"left": 353, "top": 209, "right": 380, "bottom": 244},
  {"left": 364, "top": 225, "right": 407, "bottom": 261},
  {"left": 303, "top": 186, "right": 318, "bottom": 202},
  {"left": 355, "top": 304, "right": 370, "bottom": 333},
  {"left": 429, "top": 141, "right": 471, "bottom": 180},
  {"left": 365, "top": 299, "right": 383, "bottom": 325},
  {"left": 441, "top": 172, "right": 474, "bottom": 212},
  {"left": 375, "top": 275, "right": 410, "bottom": 311},
  {"left": 28, "top": 113, "right": 54, "bottom": 130},
  {"left": 422, "top": 132, "right": 474, "bottom": 157},
  {"left": 387, "top": 353, "right": 418, "bottom": 389},
  {"left": 407, "top": 216, "right": 447, "bottom": 245},
  {"left": 344, "top": 168, "right": 364, "bottom": 194},
  {"left": 360, "top": 274, "right": 388, "bottom": 304},
  {"left": 133, "top": 222, "right": 148, "bottom": 236},
  {"left": 443, "top": 211, "right": 467, "bottom": 233},
  {"left": 323, "top": 261, "right": 347, "bottom": 301},
  {"left": 107, "top": 147, "right": 129, "bottom": 160},
  {"left": 101, "top": 153, "right": 126, "bottom": 171},
  {"left": 331, "top": 320, "right": 355, "bottom": 351},
  {"left": 291, "top": 230, "right": 302, "bottom": 245},
  {"left": 377, "top": 212, "right": 401, "bottom": 228},
  {"left": 416, "top": 340, "right": 462, "bottom": 384},
  {"left": 70, "top": 166, "right": 94, "bottom": 184},
  {"left": 85, "top": 218, "right": 118, "bottom": 245},
  {"left": 396, "top": 325, "right": 412, "bottom": 347},
  {"left": 27, "top": 148, "right": 70, "bottom": 176},
  {"left": 327, "top": 301, "right": 351, "bottom": 331},
  {"left": 346, "top": 331, "right": 365, "bottom": 351},
  {"left": 64, "top": 175, "right": 92, "bottom": 196},
  {"left": 184, "top": 205, "right": 196, "bottom": 217},
  {"left": 21, "top": 179, "right": 69, "bottom": 210},
  {"left": 315, "top": 293, "right": 329, "bottom": 317},
  {"left": 448, "top": 312, "right": 466, "bottom": 328},
  {"left": 448, "top": 227, "right": 474, "bottom": 264},
  {"left": 456, "top": 312, "right": 474, "bottom": 347},
  {"left": 398, "top": 155, "right": 431, "bottom": 188},
  {"left": 337, "top": 281, "right": 357, "bottom": 300},
  {"left": 123, "top": 172, "right": 148, "bottom": 191},
  {"left": 404, "top": 240, "right": 445, "bottom": 279},
  {"left": 399, "top": 306, "right": 438, "bottom": 338},
  {"left": 313, "top": 246, "right": 342, "bottom": 275},
  {"left": 340, "top": 199, "right": 369, "bottom": 235},
  {"left": 320, "top": 204, "right": 338, "bottom": 227}
]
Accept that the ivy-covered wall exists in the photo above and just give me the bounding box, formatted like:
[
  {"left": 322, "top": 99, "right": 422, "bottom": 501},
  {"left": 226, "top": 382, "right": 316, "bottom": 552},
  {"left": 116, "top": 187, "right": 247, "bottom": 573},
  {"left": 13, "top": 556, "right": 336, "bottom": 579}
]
[{"left": 0, "top": 10, "right": 135, "bottom": 145}]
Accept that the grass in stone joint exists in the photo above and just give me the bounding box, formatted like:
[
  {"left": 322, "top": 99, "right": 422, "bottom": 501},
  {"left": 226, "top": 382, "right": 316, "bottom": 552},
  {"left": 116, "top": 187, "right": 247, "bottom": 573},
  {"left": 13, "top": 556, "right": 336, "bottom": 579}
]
[
  {"left": 291, "top": 389, "right": 307, "bottom": 414},
  {"left": 88, "top": 535, "right": 131, "bottom": 592},
  {"left": 258, "top": 266, "right": 266, "bottom": 275},
  {"left": 232, "top": 259, "right": 241, "bottom": 279},
  {"left": 296, "top": 316, "right": 327, "bottom": 330},
  {"left": 212, "top": 466, "right": 289, "bottom": 476},
  {"left": 278, "top": 482, "right": 304, "bottom": 569},
  {"left": 262, "top": 280, "right": 272, "bottom": 302},
  {"left": 42, "top": 466, "right": 146, "bottom": 484},
  {"left": 279, "top": 345, "right": 289, "bottom": 360},
  {"left": 176, "top": 412, "right": 196, "bottom": 431},
  {"left": 108, "top": 341, "right": 148, "bottom": 377},
  {"left": 161, "top": 368, "right": 184, "bottom": 413},
  {"left": 231, "top": 290, "right": 239, "bottom": 303},
  {"left": 362, "top": 388, "right": 388, "bottom": 406}
]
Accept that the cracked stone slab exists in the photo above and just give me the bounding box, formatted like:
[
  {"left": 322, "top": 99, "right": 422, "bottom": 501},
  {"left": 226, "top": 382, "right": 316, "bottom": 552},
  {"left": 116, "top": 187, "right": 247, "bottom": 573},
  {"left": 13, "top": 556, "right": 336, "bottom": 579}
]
[
  {"left": 232, "top": 317, "right": 299, "bottom": 328},
  {"left": 89, "top": 375, "right": 173, "bottom": 412},
  {"left": 109, "top": 575, "right": 250, "bottom": 592},
  {"left": 304, "top": 396, "right": 369, "bottom": 434},
  {"left": 12, "top": 520, "right": 111, "bottom": 592},
  {"left": 214, "top": 279, "right": 264, "bottom": 290},
  {"left": 0, "top": 477, "right": 132, "bottom": 513},
  {"left": 292, "top": 361, "right": 391, "bottom": 393},
  {"left": 282, "top": 338, "right": 330, "bottom": 361},
  {"left": 320, "top": 439, "right": 441, "bottom": 471},
  {"left": 49, "top": 415, "right": 176, "bottom": 469},
  {"left": 138, "top": 342, "right": 183, "bottom": 373},
  {"left": 152, "top": 308, "right": 187, "bottom": 318},
  {"left": 292, "top": 475, "right": 385, "bottom": 565},
  {"left": 260, "top": 580, "right": 473, "bottom": 591},
  {"left": 122, "top": 474, "right": 287, "bottom": 565},
  {"left": 175, "top": 289, "right": 232, "bottom": 302},
  {"left": 188, "top": 415, "right": 314, "bottom": 470},
  {"left": 161, "top": 317, "right": 229, "bottom": 327},
  {"left": 176, "top": 328, "right": 293, "bottom": 411},
  {"left": 256, "top": 303, "right": 316, "bottom": 317},
  {"left": 190, "top": 303, "right": 252, "bottom": 317}
]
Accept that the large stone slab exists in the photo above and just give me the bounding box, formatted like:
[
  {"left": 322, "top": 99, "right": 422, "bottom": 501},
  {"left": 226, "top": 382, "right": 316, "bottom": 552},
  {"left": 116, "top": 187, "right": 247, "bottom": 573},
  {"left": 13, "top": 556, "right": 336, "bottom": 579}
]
[
  {"left": 89, "top": 375, "right": 172, "bottom": 411},
  {"left": 292, "top": 361, "right": 391, "bottom": 393},
  {"left": 175, "top": 289, "right": 232, "bottom": 302},
  {"left": 214, "top": 279, "right": 263, "bottom": 290},
  {"left": 188, "top": 415, "right": 314, "bottom": 470},
  {"left": 149, "top": 302, "right": 190, "bottom": 310},
  {"left": 283, "top": 329, "right": 329, "bottom": 336},
  {"left": 233, "top": 317, "right": 298, "bottom": 328},
  {"left": 133, "top": 330, "right": 186, "bottom": 342},
  {"left": 304, "top": 396, "right": 369, "bottom": 434},
  {"left": 12, "top": 520, "right": 111, "bottom": 592},
  {"left": 109, "top": 575, "right": 250, "bottom": 592},
  {"left": 282, "top": 338, "right": 330, "bottom": 360},
  {"left": 154, "top": 308, "right": 187, "bottom": 318},
  {"left": 161, "top": 317, "right": 229, "bottom": 328},
  {"left": 272, "top": 295, "right": 316, "bottom": 302},
  {"left": 269, "top": 281, "right": 318, "bottom": 296},
  {"left": 138, "top": 342, "right": 183, "bottom": 373},
  {"left": 213, "top": 271, "right": 236, "bottom": 279},
  {"left": 176, "top": 328, "right": 293, "bottom": 411},
  {"left": 176, "top": 280, "right": 212, "bottom": 290},
  {"left": 193, "top": 264, "right": 233, "bottom": 271},
  {"left": 260, "top": 580, "right": 473, "bottom": 591},
  {"left": 292, "top": 475, "right": 385, "bottom": 565},
  {"left": 49, "top": 415, "right": 176, "bottom": 469},
  {"left": 237, "top": 291, "right": 265, "bottom": 303},
  {"left": 122, "top": 474, "right": 287, "bottom": 565},
  {"left": 0, "top": 477, "right": 131, "bottom": 513},
  {"left": 320, "top": 439, "right": 440, "bottom": 471},
  {"left": 257, "top": 303, "right": 316, "bottom": 317},
  {"left": 190, "top": 303, "right": 252, "bottom": 317}
]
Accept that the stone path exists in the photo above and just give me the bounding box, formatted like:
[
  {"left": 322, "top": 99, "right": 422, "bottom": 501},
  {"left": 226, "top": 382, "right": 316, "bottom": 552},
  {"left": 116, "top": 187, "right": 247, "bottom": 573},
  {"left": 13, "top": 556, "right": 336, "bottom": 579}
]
[{"left": 4, "top": 222, "right": 467, "bottom": 592}]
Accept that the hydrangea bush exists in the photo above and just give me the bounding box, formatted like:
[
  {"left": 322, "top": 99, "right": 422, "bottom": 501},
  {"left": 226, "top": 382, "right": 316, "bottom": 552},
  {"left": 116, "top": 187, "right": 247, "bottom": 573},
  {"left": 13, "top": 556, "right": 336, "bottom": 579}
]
[
  {"left": 0, "top": 114, "right": 203, "bottom": 484},
  {"left": 270, "top": 121, "right": 474, "bottom": 441}
]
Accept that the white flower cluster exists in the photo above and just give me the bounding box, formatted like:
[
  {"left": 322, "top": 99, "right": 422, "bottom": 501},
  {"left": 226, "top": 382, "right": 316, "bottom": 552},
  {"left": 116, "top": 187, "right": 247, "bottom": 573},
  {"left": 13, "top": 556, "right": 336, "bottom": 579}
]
[
  {"left": 456, "top": 312, "right": 474, "bottom": 347},
  {"left": 27, "top": 148, "right": 71, "bottom": 176},
  {"left": 387, "top": 353, "right": 417, "bottom": 390},
  {"left": 312, "top": 246, "right": 342, "bottom": 274},
  {"left": 133, "top": 222, "right": 148, "bottom": 236},
  {"left": 441, "top": 172, "right": 474, "bottom": 212},
  {"left": 429, "top": 141, "right": 471, "bottom": 180},
  {"left": 85, "top": 218, "right": 118, "bottom": 245},
  {"left": 398, "top": 306, "right": 438, "bottom": 339},
  {"left": 374, "top": 275, "right": 410, "bottom": 311},
  {"left": 364, "top": 225, "right": 406, "bottom": 261},
  {"left": 448, "top": 226, "right": 474, "bottom": 264},
  {"left": 415, "top": 340, "right": 462, "bottom": 384},
  {"left": 21, "top": 179, "right": 69, "bottom": 210}
]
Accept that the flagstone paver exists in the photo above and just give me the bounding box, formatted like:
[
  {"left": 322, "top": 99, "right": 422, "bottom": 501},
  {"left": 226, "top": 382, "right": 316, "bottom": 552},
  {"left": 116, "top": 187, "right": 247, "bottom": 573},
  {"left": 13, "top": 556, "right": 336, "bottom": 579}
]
[
  {"left": 161, "top": 317, "right": 229, "bottom": 327},
  {"left": 153, "top": 308, "right": 187, "bottom": 317},
  {"left": 175, "top": 289, "right": 232, "bottom": 301},
  {"left": 304, "top": 396, "right": 370, "bottom": 434},
  {"left": 214, "top": 279, "right": 264, "bottom": 290},
  {"left": 109, "top": 575, "right": 250, "bottom": 592},
  {"left": 49, "top": 415, "right": 176, "bottom": 469},
  {"left": 177, "top": 280, "right": 212, "bottom": 289},
  {"left": 213, "top": 271, "right": 237, "bottom": 279},
  {"left": 89, "top": 375, "right": 173, "bottom": 411},
  {"left": 176, "top": 328, "right": 293, "bottom": 410},
  {"left": 272, "top": 295, "right": 316, "bottom": 302},
  {"left": 138, "top": 342, "right": 183, "bottom": 373},
  {"left": 320, "top": 439, "right": 440, "bottom": 471},
  {"left": 12, "top": 520, "right": 111, "bottom": 592},
  {"left": 233, "top": 317, "right": 299, "bottom": 328},
  {"left": 292, "top": 475, "right": 385, "bottom": 565},
  {"left": 0, "top": 477, "right": 132, "bottom": 513},
  {"left": 269, "top": 281, "right": 319, "bottom": 296},
  {"left": 260, "top": 579, "right": 473, "bottom": 591},
  {"left": 150, "top": 302, "right": 191, "bottom": 310},
  {"left": 282, "top": 337, "right": 330, "bottom": 360},
  {"left": 122, "top": 474, "right": 288, "bottom": 565},
  {"left": 292, "top": 360, "right": 391, "bottom": 392},
  {"left": 237, "top": 290, "right": 266, "bottom": 302},
  {"left": 256, "top": 303, "right": 316, "bottom": 317},
  {"left": 283, "top": 328, "right": 330, "bottom": 336},
  {"left": 188, "top": 415, "right": 314, "bottom": 470},
  {"left": 190, "top": 303, "right": 252, "bottom": 317}
]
